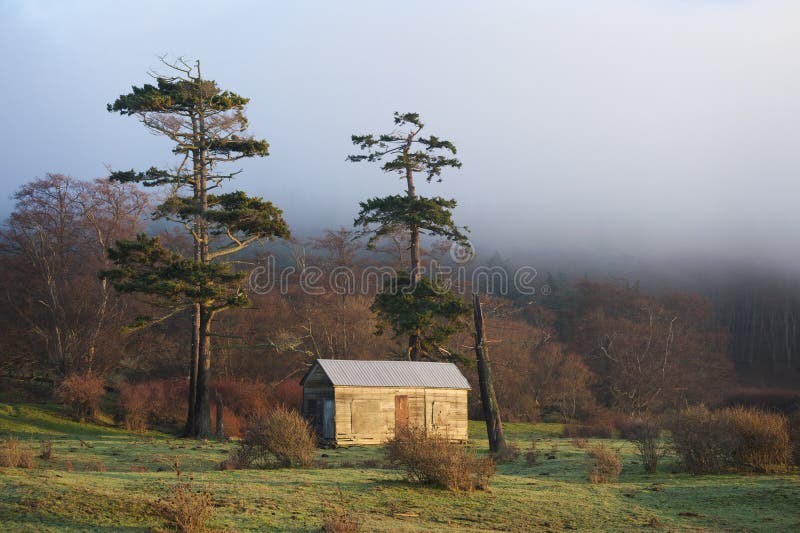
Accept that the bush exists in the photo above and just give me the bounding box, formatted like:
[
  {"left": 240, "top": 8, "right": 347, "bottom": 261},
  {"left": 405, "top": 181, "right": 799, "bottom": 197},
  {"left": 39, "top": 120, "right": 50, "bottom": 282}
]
[
  {"left": 118, "top": 379, "right": 187, "bottom": 432},
  {"left": 39, "top": 440, "right": 53, "bottom": 461},
  {"left": 562, "top": 422, "right": 614, "bottom": 439},
  {"left": 155, "top": 477, "right": 214, "bottom": 533},
  {"left": 620, "top": 416, "right": 666, "bottom": 473},
  {"left": 0, "top": 437, "right": 35, "bottom": 468},
  {"left": 725, "top": 406, "right": 788, "bottom": 473},
  {"left": 668, "top": 405, "right": 789, "bottom": 474},
  {"left": 119, "top": 382, "right": 151, "bottom": 432},
  {"left": 385, "top": 427, "right": 495, "bottom": 492},
  {"left": 233, "top": 406, "right": 315, "bottom": 468},
  {"left": 587, "top": 444, "right": 622, "bottom": 483},
  {"left": 56, "top": 373, "right": 105, "bottom": 421},
  {"left": 493, "top": 443, "right": 520, "bottom": 463},
  {"left": 789, "top": 410, "right": 800, "bottom": 466}
]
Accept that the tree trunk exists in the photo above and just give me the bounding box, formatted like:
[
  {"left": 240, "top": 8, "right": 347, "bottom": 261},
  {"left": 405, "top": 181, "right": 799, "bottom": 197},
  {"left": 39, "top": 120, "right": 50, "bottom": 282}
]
[
  {"left": 215, "top": 391, "right": 225, "bottom": 439},
  {"left": 472, "top": 293, "right": 507, "bottom": 453},
  {"left": 185, "top": 303, "right": 200, "bottom": 436},
  {"left": 195, "top": 306, "right": 214, "bottom": 438}
]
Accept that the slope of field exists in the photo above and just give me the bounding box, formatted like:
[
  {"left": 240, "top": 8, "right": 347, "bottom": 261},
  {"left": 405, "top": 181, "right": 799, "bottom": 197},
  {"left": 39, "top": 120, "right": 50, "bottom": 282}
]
[{"left": 1, "top": 403, "right": 798, "bottom": 532}]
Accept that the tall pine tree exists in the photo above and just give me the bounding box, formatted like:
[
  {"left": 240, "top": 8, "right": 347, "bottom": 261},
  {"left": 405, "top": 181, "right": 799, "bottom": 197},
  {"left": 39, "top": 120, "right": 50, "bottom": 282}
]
[
  {"left": 104, "top": 58, "right": 289, "bottom": 437},
  {"left": 349, "top": 112, "right": 469, "bottom": 360}
]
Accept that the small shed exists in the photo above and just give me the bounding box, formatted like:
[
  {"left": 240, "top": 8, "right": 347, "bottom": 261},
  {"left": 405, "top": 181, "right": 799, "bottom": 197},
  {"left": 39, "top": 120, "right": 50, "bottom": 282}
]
[{"left": 300, "top": 359, "right": 470, "bottom": 445}]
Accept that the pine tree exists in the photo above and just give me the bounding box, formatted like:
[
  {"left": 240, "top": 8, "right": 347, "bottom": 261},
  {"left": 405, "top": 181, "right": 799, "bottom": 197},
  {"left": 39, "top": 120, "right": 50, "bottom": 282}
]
[
  {"left": 349, "top": 112, "right": 469, "bottom": 360},
  {"left": 104, "top": 58, "right": 289, "bottom": 437}
]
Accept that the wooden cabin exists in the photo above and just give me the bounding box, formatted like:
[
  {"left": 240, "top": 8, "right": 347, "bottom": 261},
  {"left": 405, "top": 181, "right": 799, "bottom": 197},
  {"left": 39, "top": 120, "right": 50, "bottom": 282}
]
[{"left": 300, "top": 359, "right": 470, "bottom": 445}]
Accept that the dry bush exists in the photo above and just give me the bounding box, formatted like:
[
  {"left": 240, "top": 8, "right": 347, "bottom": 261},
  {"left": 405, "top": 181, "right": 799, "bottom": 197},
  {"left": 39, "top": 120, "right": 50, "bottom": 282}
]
[
  {"left": 668, "top": 405, "right": 789, "bottom": 473},
  {"left": 86, "top": 461, "right": 106, "bottom": 472},
  {"left": 155, "top": 475, "right": 214, "bottom": 533},
  {"left": 789, "top": 410, "right": 800, "bottom": 466},
  {"left": 323, "top": 511, "right": 361, "bottom": 533},
  {"left": 571, "top": 438, "right": 588, "bottom": 449},
  {"left": 667, "top": 405, "right": 734, "bottom": 474},
  {"left": 385, "top": 427, "right": 496, "bottom": 492},
  {"left": 64, "top": 460, "right": 73, "bottom": 472},
  {"left": 493, "top": 443, "right": 520, "bottom": 463},
  {"left": 119, "top": 382, "right": 151, "bottom": 432},
  {"left": 525, "top": 438, "right": 540, "bottom": 466},
  {"left": 56, "top": 373, "right": 105, "bottom": 421},
  {"left": 130, "top": 464, "right": 148, "bottom": 473},
  {"left": 562, "top": 415, "right": 615, "bottom": 439},
  {"left": 620, "top": 416, "right": 666, "bottom": 473},
  {"left": 39, "top": 440, "right": 53, "bottom": 460},
  {"left": 725, "top": 406, "right": 788, "bottom": 473},
  {"left": 233, "top": 406, "right": 315, "bottom": 468},
  {"left": 0, "top": 437, "right": 35, "bottom": 468},
  {"left": 587, "top": 444, "right": 622, "bottom": 483}
]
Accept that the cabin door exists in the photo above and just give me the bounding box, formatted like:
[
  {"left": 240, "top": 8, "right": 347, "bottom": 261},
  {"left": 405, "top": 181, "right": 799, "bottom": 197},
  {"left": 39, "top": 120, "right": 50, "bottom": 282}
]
[
  {"left": 395, "top": 395, "right": 409, "bottom": 432},
  {"left": 323, "top": 399, "right": 334, "bottom": 439}
]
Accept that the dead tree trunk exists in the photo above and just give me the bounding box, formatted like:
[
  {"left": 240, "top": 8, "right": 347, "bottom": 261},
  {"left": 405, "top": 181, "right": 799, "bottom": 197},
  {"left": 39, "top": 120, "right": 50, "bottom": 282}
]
[
  {"left": 215, "top": 391, "right": 225, "bottom": 439},
  {"left": 472, "top": 293, "right": 507, "bottom": 453}
]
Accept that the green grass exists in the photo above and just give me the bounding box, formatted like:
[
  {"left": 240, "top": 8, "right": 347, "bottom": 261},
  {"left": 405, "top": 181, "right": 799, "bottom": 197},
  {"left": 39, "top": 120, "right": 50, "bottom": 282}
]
[{"left": 1, "top": 403, "right": 798, "bottom": 531}]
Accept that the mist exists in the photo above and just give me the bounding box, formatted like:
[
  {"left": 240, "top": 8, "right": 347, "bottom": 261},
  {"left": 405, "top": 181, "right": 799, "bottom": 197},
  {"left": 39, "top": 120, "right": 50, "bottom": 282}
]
[{"left": 2, "top": 0, "right": 799, "bottom": 279}]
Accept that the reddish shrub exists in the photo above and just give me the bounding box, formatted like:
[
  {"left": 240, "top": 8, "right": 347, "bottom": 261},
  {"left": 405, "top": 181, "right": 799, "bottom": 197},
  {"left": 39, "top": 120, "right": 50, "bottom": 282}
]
[
  {"left": 118, "top": 379, "right": 188, "bottom": 431},
  {"left": 269, "top": 380, "right": 303, "bottom": 410},
  {"left": 56, "top": 373, "right": 105, "bottom": 421},
  {"left": 212, "top": 378, "right": 271, "bottom": 419}
]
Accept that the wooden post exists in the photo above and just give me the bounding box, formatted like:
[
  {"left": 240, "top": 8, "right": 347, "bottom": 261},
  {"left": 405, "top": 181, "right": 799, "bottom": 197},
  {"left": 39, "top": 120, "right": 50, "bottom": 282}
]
[{"left": 473, "top": 293, "right": 507, "bottom": 453}]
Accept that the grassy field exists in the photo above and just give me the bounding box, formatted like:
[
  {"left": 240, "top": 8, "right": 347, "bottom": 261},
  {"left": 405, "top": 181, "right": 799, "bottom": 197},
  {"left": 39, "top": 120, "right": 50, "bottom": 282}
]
[{"left": 1, "top": 403, "right": 798, "bottom": 532}]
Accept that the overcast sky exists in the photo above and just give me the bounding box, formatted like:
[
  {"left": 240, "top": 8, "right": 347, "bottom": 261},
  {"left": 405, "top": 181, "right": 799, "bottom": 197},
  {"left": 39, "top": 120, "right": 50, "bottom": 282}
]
[{"left": 1, "top": 0, "right": 799, "bottom": 272}]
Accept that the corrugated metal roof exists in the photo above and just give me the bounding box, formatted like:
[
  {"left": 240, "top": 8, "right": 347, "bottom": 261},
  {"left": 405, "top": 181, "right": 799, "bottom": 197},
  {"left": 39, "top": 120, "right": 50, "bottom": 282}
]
[{"left": 312, "top": 359, "right": 471, "bottom": 389}]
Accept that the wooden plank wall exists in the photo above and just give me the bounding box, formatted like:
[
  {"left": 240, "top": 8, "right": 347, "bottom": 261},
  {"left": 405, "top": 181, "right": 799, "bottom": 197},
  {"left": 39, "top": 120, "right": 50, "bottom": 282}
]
[{"left": 332, "top": 386, "right": 468, "bottom": 445}]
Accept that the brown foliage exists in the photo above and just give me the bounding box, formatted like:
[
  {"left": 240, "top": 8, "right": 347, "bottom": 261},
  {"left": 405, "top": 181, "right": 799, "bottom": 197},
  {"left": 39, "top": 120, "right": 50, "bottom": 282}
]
[
  {"left": 668, "top": 405, "right": 789, "bottom": 473},
  {"left": 0, "top": 437, "right": 35, "bottom": 468},
  {"left": 567, "top": 282, "right": 734, "bottom": 413},
  {"left": 56, "top": 373, "right": 105, "bottom": 421},
  {"left": 386, "top": 427, "right": 495, "bottom": 492},
  {"left": 233, "top": 406, "right": 316, "bottom": 468},
  {"left": 587, "top": 444, "right": 622, "bottom": 483}
]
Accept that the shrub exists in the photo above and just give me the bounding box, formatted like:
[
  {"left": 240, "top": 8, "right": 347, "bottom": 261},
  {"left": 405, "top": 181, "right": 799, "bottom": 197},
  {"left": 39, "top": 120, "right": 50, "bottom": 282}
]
[
  {"left": 39, "top": 439, "right": 53, "bottom": 461},
  {"left": 725, "top": 406, "right": 788, "bottom": 473},
  {"left": 562, "top": 422, "right": 614, "bottom": 439},
  {"left": 0, "top": 437, "right": 35, "bottom": 468},
  {"left": 119, "top": 382, "right": 151, "bottom": 432},
  {"left": 155, "top": 475, "right": 214, "bottom": 533},
  {"left": 571, "top": 438, "right": 588, "bottom": 449},
  {"left": 385, "top": 427, "right": 495, "bottom": 492},
  {"left": 493, "top": 443, "right": 520, "bottom": 463},
  {"left": 234, "top": 406, "right": 315, "bottom": 468},
  {"left": 587, "top": 444, "right": 622, "bottom": 483},
  {"left": 668, "top": 405, "right": 789, "bottom": 474},
  {"left": 525, "top": 437, "right": 540, "bottom": 466},
  {"left": 118, "top": 379, "right": 188, "bottom": 432},
  {"left": 86, "top": 461, "right": 106, "bottom": 472},
  {"left": 269, "top": 380, "right": 303, "bottom": 410},
  {"left": 213, "top": 378, "right": 272, "bottom": 420},
  {"left": 620, "top": 416, "right": 666, "bottom": 473},
  {"left": 323, "top": 511, "right": 361, "bottom": 533},
  {"left": 56, "top": 373, "right": 105, "bottom": 421},
  {"left": 789, "top": 410, "right": 800, "bottom": 466}
]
